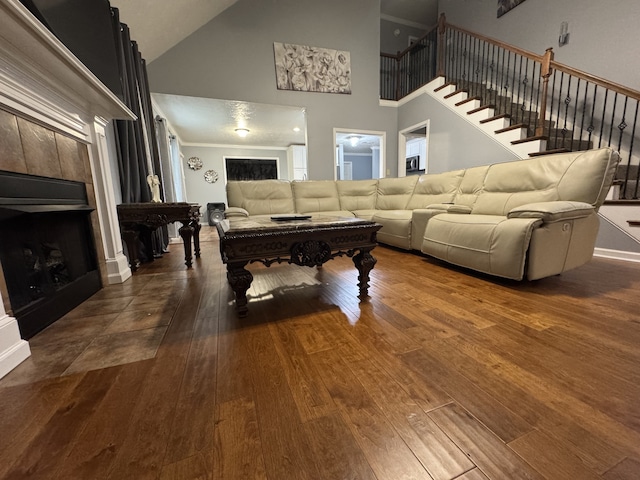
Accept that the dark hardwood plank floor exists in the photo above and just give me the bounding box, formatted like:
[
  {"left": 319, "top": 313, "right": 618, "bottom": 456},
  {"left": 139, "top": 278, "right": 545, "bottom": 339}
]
[{"left": 1, "top": 226, "right": 640, "bottom": 479}]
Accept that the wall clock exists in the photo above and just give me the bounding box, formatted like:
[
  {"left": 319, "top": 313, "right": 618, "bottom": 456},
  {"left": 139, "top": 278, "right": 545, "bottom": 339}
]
[
  {"left": 187, "top": 156, "right": 203, "bottom": 170},
  {"left": 204, "top": 169, "right": 219, "bottom": 183}
]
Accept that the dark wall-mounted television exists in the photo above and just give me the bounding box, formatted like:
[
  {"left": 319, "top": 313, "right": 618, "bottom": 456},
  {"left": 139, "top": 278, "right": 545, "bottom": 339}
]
[{"left": 19, "top": 0, "right": 124, "bottom": 101}]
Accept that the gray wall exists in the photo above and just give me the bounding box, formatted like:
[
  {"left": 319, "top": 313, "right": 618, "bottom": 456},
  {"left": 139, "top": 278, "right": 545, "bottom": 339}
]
[
  {"left": 380, "top": 19, "right": 429, "bottom": 55},
  {"left": 147, "top": 0, "right": 399, "bottom": 180},
  {"left": 344, "top": 153, "right": 374, "bottom": 180},
  {"left": 439, "top": 0, "right": 640, "bottom": 91},
  {"left": 398, "top": 92, "right": 519, "bottom": 173},
  {"left": 182, "top": 145, "right": 288, "bottom": 214}
]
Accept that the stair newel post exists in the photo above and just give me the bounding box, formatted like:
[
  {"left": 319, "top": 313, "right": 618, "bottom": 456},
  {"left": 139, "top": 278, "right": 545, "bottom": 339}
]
[
  {"left": 536, "top": 47, "right": 554, "bottom": 136},
  {"left": 437, "top": 13, "right": 447, "bottom": 78}
]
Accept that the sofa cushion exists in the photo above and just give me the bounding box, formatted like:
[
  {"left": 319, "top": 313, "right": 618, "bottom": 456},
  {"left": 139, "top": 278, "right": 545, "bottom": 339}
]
[
  {"left": 406, "top": 170, "right": 465, "bottom": 210},
  {"left": 454, "top": 165, "right": 489, "bottom": 208},
  {"left": 352, "top": 209, "right": 377, "bottom": 221},
  {"left": 337, "top": 179, "right": 378, "bottom": 211},
  {"left": 422, "top": 214, "right": 542, "bottom": 280},
  {"left": 376, "top": 176, "right": 419, "bottom": 210},
  {"left": 292, "top": 180, "right": 342, "bottom": 214},
  {"left": 226, "top": 180, "right": 294, "bottom": 215},
  {"left": 373, "top": 210, "right": 413, "bottom": 250}
]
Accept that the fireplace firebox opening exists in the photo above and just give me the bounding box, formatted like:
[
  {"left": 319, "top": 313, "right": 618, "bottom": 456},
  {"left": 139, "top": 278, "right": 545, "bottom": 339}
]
[{"left": 0, "top": 171, "right": 101, "bottom": 339}]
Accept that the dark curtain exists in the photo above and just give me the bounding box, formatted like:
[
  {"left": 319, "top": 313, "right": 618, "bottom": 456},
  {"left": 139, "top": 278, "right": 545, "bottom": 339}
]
[
  {"left": 110, "top": 7, "right": 168, "bottom": 255},
  {"left": 110, "top": 7, "right": 162, "bottom": 203}
]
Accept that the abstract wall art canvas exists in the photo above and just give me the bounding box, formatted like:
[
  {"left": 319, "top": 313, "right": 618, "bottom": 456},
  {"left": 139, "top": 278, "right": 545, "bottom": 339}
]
[
  {"left": 273, "top": 42, "right": 351, "bottom": 94},
  {"left": 497, "top": 0, "right": 526, "bottom": 18}
]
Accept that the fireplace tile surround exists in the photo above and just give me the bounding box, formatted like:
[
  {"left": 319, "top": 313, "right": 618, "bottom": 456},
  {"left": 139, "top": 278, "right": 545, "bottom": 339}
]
[{"left": 0, "top": 109, "right": 107, "bottom": 306}]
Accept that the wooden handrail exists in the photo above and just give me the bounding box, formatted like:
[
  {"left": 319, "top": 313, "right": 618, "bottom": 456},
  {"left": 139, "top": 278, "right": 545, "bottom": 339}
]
[
  {"left": 549, "top": 61, "right": 640, "bottom": 101},
  {"left": 445, "top": 23, "right": 543, "bottom": 63}
]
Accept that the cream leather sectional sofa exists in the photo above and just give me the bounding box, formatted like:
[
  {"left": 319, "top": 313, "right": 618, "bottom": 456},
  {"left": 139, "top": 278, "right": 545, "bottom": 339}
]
[{"left": 225, "top": 148, "right": 619, "bottom": 280}]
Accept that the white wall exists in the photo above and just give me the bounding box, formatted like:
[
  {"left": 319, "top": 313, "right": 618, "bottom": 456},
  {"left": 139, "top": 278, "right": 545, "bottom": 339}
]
[
  {"left": 439, "top": 0, "right": 640, "bottom": 91},
  {"left": 182, "top": 145, "right": 288, "bottom": 218},
  {"left": 147, "top": 0, "right": 399, "bottom": 180}
]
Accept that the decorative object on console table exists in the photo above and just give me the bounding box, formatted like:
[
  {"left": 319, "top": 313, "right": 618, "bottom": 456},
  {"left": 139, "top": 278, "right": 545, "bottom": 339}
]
[
  {"left": 147, "top": 174, "right": 162, "bottom": 202},
  {"left": 117, "top": 202, "right": 201, "bottom": 270}
]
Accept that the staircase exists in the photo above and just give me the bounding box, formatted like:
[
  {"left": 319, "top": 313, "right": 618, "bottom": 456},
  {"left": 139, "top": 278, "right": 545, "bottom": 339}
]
[
  {"left": 381, "top": 15, "right": 640, "bottom": 204},
  {"left": 381, "top": 15, "right": 640, "bottom": 257}
]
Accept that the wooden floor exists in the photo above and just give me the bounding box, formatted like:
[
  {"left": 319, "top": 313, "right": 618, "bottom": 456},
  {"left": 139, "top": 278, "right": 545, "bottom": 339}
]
[{"left": 1, "top": 226, "right": 640, "bottom": 480}]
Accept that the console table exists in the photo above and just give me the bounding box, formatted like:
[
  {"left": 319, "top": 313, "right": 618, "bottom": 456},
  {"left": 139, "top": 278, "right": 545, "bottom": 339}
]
[
  {"left": 217, "top": 215, "right": 382, "bottom": 316},
  {"left": 117, "top": 202, "right": 201, "bottom": 270}
]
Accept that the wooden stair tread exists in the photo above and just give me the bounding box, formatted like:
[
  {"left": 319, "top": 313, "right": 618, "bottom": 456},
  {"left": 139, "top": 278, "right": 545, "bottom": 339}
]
[
  {"left": 495, "top": 123, "right": 527, "bottom": 134},
  {"left": 603, "top": 199, "right": 640, "bottom": 205},
  {"left": 528, "top": 148, "right": 571, "bottom": 157},
  {"left": 479, "top": 114, "right": 510, "bottom": 124},
  {"left": 455, "top": 96, "right": 481, "bottom": 106},
  {"left": 467, "top": 105, "right": 495, "bottom": 115},
  {"left": 434, "top": 82, "right": 456, "bottom": 92},
  {"left": 444, "top": 89, "right": 468, "bottom": 99},
  {"left": 511, "top": 135, "right": 547, "bottom": 145}
]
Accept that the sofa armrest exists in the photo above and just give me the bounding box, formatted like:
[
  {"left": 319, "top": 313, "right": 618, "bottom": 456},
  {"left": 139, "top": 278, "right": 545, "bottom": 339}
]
[
  {"left": 225, "top": 206, "right": 250, "bottom": 218},
  {"left": 508, "top": 201, "right": 595, "bottom": 223},
  {"left": 426, "top": 203, "right": 472, "bottom": 214}
]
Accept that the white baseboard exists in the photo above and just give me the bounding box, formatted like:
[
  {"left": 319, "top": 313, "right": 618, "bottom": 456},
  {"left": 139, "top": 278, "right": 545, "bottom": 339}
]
[
  {"left": 593, "top": 248, "right": 640, "bottom": 263},
  {"left": 0, "top": 316, "right": 30, "bottom": 380}
]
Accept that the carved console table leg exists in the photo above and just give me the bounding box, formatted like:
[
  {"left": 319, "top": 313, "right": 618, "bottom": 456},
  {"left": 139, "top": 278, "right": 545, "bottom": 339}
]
[
  {"left": 121, "top": 228, "right": 141, "bottom": 271},
  {"left": 352, "top": 248, "right": 377, "bottom": 298},
  {"left": 227, "top": 262, "right": 253, "bottom": 317},
  {"left": 192, "top": 221, "right": 201, "bottom": 258},
  {"left": 179, "top": 223, "right": 195, "bottom": 267}
]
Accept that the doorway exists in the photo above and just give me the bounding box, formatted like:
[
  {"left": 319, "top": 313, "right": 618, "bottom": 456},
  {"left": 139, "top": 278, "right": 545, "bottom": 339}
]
[
  {"left": 399, "top": 121, "right": 429, "bottom": 176},
  {"left": 334, "top": 129, "right": 385, "bottom": 180}
]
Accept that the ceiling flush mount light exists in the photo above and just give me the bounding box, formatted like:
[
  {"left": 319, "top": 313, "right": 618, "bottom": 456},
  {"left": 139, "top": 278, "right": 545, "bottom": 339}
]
[
  {"left": 293, "top": 126, "right": 300, "bottom": 132},
  {"left": 348, "top": 135, "right": 361, "bottom": 147},
  {"left": 235, "top": 128, "right": 250, "bottom": 137}
]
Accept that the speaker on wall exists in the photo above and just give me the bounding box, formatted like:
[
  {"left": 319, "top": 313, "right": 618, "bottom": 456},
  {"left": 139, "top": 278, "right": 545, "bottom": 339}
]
[{"left": 207, "top": 202, "right": 226, "bottom": 225}]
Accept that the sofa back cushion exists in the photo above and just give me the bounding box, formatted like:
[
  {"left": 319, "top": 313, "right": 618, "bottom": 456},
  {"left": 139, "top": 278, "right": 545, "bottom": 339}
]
[
  {"left": 336, "top": 179, "right": 378, "bottom": 211},
  {"left": 226, "top": 180, "right": 294, "bottom": 215},
  {"left": 454, "top": 165, "right": 489, "bottom": 208},
  {"left": 376, "top": 176, "right": 419, "bottom": 210},
  {"left": 292, "top": 180, "right": 341, "bottom": 213},
  {"left": 472, "top": 148, "right": 619, "bottom": 215},
  {"left": 406, "top": 170, "right": 465, "bottom": 209}
]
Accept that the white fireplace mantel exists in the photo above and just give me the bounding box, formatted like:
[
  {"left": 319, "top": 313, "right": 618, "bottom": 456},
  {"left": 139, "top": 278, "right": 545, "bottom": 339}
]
[{"left": 0, "top": 0, "right": 136, "bottom": 378}]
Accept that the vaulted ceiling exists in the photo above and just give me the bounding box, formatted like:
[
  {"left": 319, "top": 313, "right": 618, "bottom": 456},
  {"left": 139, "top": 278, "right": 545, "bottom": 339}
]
[{"left": 109, "top": 0, "right": 438, "bottom": 148}]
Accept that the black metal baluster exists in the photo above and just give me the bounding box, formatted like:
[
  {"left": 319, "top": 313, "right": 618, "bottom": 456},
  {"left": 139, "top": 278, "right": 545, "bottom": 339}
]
[
  {"left": 598, "top": 89, "right": 609, "bottom": 148},
  {"left": 631, "top": 100, "right": 640, "bottom": 199},
  {"left": 561, "top": 75, "right": 571, "bottom": 150},
  {"left": 571, "top": 78, "right": 580, "bottom": 149},
  {"left": 608, "top": 92, "right": 618, "bottom": 146}
]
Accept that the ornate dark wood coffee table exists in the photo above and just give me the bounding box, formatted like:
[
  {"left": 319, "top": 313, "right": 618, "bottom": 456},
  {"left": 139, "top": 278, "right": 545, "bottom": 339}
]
[{"left": 216, "top": 215, "right": 382, "bottom": 316}]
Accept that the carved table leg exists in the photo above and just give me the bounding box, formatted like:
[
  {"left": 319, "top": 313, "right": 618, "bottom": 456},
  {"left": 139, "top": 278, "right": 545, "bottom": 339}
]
[
  {"left": 227, "top": 262, "right": 253, "bottom": 317},
  {"left": 121, "top": 228, "right": 141, "bottom": 271},
  {"left": 179, "top": 223, "right": 195, "bottom": 268},
  {"left": 352, "top": 248, "right": 377, "bottom": 298},
  {"left": 191, "top": 220, "right": 201, "bottom": 258}
]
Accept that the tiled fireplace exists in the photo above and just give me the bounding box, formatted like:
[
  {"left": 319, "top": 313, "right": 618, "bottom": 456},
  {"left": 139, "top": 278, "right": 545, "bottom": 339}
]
[{"left": 0, "top": 0, "right": 135, "bottom": 377}]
